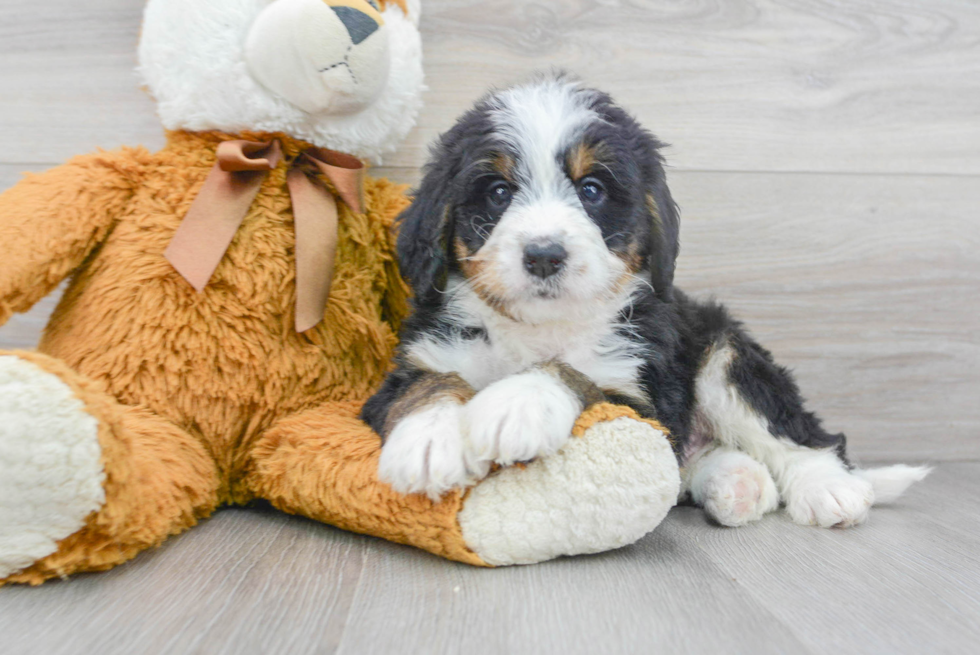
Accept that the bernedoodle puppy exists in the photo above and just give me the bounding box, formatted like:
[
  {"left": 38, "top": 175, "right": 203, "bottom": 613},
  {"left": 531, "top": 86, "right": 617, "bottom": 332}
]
[{"left": 362, "top": 73, "right": 929, "bottom": 528}]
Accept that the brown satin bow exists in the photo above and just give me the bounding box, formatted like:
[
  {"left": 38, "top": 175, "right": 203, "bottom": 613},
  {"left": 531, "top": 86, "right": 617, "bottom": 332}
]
[{"left": 164, "top": 139, "right": 364, "bottom": 332}]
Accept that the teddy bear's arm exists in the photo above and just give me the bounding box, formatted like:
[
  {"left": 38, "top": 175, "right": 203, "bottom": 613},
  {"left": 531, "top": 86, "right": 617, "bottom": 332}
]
[{"left": 0, "top": 149, "right": 146, "bottom": 327}]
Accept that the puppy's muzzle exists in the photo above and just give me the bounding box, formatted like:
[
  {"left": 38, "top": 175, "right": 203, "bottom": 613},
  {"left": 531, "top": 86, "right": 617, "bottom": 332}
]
[{"left": 523, "top": 242, "right": 567, "bottom": 279}]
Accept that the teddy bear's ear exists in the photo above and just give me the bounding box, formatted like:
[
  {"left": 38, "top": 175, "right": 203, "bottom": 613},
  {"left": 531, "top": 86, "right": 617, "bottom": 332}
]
[{"left": 395, "top": 157, "right": 455, "bottom": 304}]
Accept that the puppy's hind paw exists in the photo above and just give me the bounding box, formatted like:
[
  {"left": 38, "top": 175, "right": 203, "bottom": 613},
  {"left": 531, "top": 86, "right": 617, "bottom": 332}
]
[
  {"left": 786, "top": 473, "right": 874, "bottom": 528},
  {"left": 689, "top": 449, "right": 779, "bottom": 527}
]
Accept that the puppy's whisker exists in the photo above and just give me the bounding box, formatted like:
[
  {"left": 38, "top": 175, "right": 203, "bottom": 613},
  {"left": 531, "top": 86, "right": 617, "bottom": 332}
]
[
  {"left": 472, "top": 222, "right": 493, "bottom": 242},
  {"left": 594, "top": 160, "right": 624, "bottom": 186},
  {"left": 458, "top": 158, "right": 495, "bottom": 178}
]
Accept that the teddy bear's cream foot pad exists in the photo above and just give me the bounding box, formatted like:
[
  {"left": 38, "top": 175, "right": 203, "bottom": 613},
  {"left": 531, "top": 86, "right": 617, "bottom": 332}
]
[
  {"left": 0, "top": 355, "right": 105, "bottom": 578},
  {"left": 459, "top": 414, "right": 680, "bottom": 566}
]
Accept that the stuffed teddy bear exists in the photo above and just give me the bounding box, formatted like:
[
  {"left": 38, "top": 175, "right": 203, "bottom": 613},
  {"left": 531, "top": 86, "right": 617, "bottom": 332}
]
[{"left": 0, "top": 0, "right": 680, "bottom": 585}]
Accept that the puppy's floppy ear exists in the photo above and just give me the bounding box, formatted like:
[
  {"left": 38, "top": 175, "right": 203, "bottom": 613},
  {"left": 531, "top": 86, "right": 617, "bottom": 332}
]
[
  {"left": 642, "top": 139, "right": 680, "bottom": 302},
  {"left": 396, "top": 155, "right": 455, "bottom": 303}
]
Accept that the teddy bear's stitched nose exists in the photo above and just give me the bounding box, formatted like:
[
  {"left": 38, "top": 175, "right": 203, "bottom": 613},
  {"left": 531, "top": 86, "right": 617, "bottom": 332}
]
[{"left": 330, "top": 5, "right": 380, "bottom": 45}]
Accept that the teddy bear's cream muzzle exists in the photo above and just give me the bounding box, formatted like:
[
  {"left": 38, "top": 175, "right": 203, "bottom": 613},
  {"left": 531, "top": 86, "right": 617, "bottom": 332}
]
[{"left": 245, "top": 0, "right": 391, "bottom": 115}]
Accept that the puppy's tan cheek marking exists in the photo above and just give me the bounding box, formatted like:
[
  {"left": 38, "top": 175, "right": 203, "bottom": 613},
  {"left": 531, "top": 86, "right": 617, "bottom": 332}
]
[
  {"left": 382, "top": 372, "right": 475, "bottom": 438},
  {"left": 612, "top": 238, "right": 643, "bottom": 275},
  {"left": 454, "top": 237, "right": 516, "bottom": 319},
  {"left": 537, "top": 361, "right": 606, "bottom": 410},
  {"left": 454, "top": 236, "right": 476, "bottom": 268}
]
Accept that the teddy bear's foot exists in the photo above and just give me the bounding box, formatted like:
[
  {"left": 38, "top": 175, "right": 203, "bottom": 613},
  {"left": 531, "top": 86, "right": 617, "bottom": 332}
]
[
  {"left": 457, "top": 405, "right": 680, "bottom": 565},
  {"left": 247, "top": 401, "right": 679, "bottom": 567},
  {"left": 0, "top": 354, "right": 105, "bottom": 579},
  {"left": 0, "top": 351, "right": 220, "bottom": 586}
]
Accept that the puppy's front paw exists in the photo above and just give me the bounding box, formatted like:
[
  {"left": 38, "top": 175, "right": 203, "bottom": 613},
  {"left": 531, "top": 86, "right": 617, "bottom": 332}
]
[
  {"left": 463, "top": 370, "right": 581, "bottom": 468},
  {"left": 785, "top": 470, "right": 874, "bottom": 528},
  {"left": 378, "top": 402, "right": 488, "bottom": 502}
]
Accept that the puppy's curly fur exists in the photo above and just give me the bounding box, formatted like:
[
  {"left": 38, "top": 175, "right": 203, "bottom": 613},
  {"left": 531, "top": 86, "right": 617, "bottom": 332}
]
[{"left": 364, "top": 73, "right": 929, "bottom": 525}]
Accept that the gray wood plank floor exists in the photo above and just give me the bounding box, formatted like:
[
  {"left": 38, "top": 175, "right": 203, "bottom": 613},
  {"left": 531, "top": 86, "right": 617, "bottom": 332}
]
[
  {"left": 1, "top": 0, "right": 978, "bottom": 653},
  {"left": 0, "top": 464, "right": 976, "bottom": 654}
]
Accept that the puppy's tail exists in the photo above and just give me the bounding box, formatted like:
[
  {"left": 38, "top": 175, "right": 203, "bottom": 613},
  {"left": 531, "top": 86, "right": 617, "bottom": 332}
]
[{"left": 855, "top": 465, "right": 932, "bottom": 504}]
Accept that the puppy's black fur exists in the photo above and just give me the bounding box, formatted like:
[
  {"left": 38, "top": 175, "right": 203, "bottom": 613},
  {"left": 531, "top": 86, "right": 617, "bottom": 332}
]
[{"left": 362, "top": 80, "right": 848, "bottom": 466}]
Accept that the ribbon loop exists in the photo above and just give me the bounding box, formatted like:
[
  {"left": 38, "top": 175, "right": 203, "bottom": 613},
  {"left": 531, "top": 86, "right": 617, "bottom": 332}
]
[
  {"left": 216, "top": 139, "right": 283, "bottom": 172},
  {"left": 164, "top": 139, "right": 363, "bottom": 332},
  {"left": 304, "top": 147, "right": 365, "bottom": 214}
]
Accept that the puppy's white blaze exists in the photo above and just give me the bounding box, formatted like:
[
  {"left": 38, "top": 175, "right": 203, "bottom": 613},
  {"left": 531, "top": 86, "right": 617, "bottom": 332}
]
[
  {"left": 463, "top": 370, "right": 581, "bottom": 467},
  {"left": 487, "top": 198, "right": 624, "bottom": 317},
  {"left": 694, "top": 343, "right": 877, "bottom": 527},
  {"left": 489, "top": 77, "right": 598, "bottom": 195},
  {"left": 378, "top": 401, "right": 483, "bottom": 501},
  {"left": 687, "top": 447, "right": 779, "bottom": 527},
  {"left": 406, "top": 277, "right": 648, "bottom": 397}
]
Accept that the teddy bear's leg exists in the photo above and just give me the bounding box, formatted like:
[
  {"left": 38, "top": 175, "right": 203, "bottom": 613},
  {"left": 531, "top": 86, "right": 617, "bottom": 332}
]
[
  {"left": 0, "top": 352, "right": 220, "bottom": 586},
  {"left": 244, "top": 400, "right": 680, "bottom": 566}
]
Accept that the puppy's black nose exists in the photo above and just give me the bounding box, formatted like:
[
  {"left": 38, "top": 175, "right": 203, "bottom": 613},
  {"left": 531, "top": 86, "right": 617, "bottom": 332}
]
[{"left": 523, "top": 242, "right": 567, "bottom": 279}]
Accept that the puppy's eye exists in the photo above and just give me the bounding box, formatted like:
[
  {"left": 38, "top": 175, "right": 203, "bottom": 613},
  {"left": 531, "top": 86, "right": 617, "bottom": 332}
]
[
  {"left": 579, "top": 178, "right": 605, "bottom": 204},
  {"left": 486, "top": 181, "right": 513, "bottom": 210}
]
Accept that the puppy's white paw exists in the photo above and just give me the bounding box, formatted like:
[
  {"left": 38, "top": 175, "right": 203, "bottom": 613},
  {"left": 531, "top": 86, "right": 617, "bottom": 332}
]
[
  {"left": 378, "top": 402, "right": 488, "bottom": 502},
  {"left": 785, "top": 466, "right": 875, "bottom": 528},
  {"left": 463, "top": 370, "right": 581, "bottom": 468},
  {"left": 690, "top": 449, "right": 779, "bottom": 527}
]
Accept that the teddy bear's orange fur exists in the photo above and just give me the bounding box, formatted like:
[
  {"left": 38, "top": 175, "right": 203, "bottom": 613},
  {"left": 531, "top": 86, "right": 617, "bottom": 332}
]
[{"left": 0, "top": 130, "right": 503, "bottom": 584}]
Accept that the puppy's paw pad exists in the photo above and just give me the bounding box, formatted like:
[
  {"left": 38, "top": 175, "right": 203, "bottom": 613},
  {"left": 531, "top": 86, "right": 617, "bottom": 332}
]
[
  {"left": 378, "top": 402, "right": 486, "bottom": 501},
  {"left": 787, "top": 474, "right": 874, "bottom": 528},
  {"left": 699, "top": 461, "right": 779, "bottom": 527},
  {"left": 463, "top": 371, "right": 579, "bottom": 467}
]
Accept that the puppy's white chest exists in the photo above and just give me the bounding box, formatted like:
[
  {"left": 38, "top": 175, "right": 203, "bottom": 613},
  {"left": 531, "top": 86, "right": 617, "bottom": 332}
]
[{"left": 406, "top": 308, "right": 646, "bottom": 396}]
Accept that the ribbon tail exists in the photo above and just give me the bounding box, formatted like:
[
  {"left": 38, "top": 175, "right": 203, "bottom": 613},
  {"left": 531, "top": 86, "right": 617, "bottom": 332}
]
[
  {"left": 165, "top": 163, "right": 267, "bottom": 292},
  {"left": 288, "top": 169, "right": 340, "bottom": 333}
]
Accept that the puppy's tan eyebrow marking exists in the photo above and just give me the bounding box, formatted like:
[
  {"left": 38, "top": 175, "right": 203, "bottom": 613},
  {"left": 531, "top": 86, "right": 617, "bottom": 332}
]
[
  {"left": 491, "top": 152, "right": 515, "bottom": 180},
  {"left": 567, "top": 141, "right": 606, "bottom": 181}
]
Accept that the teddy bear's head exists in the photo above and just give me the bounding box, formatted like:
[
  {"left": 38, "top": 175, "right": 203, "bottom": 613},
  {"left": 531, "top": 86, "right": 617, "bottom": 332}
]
[{"left": 138, "top": 0, "right": 423, "bottom": 162}]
